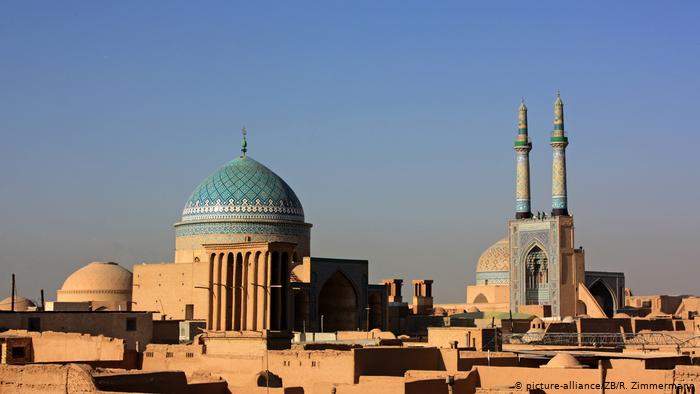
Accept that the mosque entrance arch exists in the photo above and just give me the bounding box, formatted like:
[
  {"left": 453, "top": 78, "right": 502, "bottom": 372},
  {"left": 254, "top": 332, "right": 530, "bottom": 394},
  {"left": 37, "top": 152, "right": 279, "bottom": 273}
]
[
  {"left": 589, "top": 280, "right": 615, "bottom": 317},
  {"left": 318, "top": 271, "right": 358, "bottom": 332},
  {"left": 524, "top": 245, "right": 549, "bottom": 305}
]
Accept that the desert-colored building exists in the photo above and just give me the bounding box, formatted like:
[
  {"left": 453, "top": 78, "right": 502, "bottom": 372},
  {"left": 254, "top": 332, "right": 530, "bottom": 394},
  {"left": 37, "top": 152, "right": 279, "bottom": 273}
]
[
  {"left": 1, "top": 330, "right": 125, "bottom": 365},
  {"left": 466, "top": 238, "right": 510, "bottom": 311},
  {"left": 0, "top": 296, "right": 36, "bottom": 312},
  {"left": 0, "top": 311, "right": 152, "bottom": 351},
  {"left": 132, "top": 132, "right": 387, "bottom": 333},
  {"left": 3, "top": 97, "right": 699, "bottom": 394},
  {"left": 55, "top": 261, "right": 133, "bottom": 311}
]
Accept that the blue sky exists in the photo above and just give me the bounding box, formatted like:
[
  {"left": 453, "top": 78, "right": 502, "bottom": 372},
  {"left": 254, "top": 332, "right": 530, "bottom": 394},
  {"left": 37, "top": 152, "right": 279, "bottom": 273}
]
[{"left": 1, "top": 1, "right": 699, "bottom": 302}]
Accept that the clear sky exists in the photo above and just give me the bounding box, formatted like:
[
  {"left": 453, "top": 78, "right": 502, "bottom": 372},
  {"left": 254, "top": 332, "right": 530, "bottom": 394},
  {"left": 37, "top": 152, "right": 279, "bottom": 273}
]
[{"left": 1, "top": 1, "right": 699, "bottom": 303}]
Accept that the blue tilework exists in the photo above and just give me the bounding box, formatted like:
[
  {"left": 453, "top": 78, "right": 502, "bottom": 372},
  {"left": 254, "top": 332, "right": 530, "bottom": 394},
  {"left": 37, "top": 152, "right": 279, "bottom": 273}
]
[{"left": 181, "top": 156, "right": 305, "bottom": 223}]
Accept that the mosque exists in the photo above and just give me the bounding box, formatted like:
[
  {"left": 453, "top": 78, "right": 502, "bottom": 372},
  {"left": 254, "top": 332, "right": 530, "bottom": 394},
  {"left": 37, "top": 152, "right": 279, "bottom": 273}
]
[
  {"left": 128, "top": 130, "right": 387, "bottom": 333},
  {"left": 465, "top": 94, "right": 625, "bottom": 319},
  {"left": 9, "top": 94, "right": 630, "bottom": 334}
]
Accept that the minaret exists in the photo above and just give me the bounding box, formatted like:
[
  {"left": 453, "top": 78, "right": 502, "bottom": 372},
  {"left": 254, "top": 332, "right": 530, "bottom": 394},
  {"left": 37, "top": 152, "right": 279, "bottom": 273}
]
[
  {"left": 550, "top": 92, "right": 569, "bottom": 216},
  {"left": 241, "top": 126, "right": 248, "bottom": 157},
  {"left": 514, "top": 99, "right": 532, "bottom": 219}
]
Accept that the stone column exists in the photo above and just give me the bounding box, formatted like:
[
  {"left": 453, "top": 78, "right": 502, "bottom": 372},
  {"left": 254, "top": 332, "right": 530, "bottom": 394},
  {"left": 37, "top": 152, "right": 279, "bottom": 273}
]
[
  {"left": 265, "top": 252, "right": 272, "bottom": 330},
  {"left": 255, "top": 251, "right": 266, "bottom": 331},
  {"left": 208, "top": 253, "right": 215, "bottom": 330},
  {"left": 221, "top": 253, "right": 231, "bottom": 331},
  {"left": 251, "top": 252, "right": 260, "bottom": 331},
  {"left": 215, "top": 253, "right": 223, "bottom": 330},
  {"left": 244, "top": 252, "right": 254, "bottom": 331},
  {"left": 233, "top": 253, "right": 241, "bottom": 331}
]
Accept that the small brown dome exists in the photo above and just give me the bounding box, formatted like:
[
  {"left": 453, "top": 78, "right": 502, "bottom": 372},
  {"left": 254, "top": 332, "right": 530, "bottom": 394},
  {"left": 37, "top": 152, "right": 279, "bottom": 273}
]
[
  {"left": 466, "top": 306, "right": 480, "bottom": 313},
  {"left": 57, "top": 262, "right": 132, "bottom": 306},
  {"left": 476, "top": 238, "right": 509, "bottom": 273},
  {"left": 433, "top": 307, "right": 446, "bottom": 316},
  {"left": 542, "top": 353, "right": 585, "bottom": 369},
  {"left": 61, "top": 262, "right": 132, "bottom": 292},
  {"left": 0, "top": 295, "right": 36, "bottom": 311}
]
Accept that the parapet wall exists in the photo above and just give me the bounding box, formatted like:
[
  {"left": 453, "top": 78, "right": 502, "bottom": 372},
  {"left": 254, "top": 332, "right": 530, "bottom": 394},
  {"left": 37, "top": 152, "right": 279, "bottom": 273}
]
[
  {"left": 142, "top": 342, "right": 357, "bottom": 389},
  {"left": 577, "top": 318, "right": 632, "bottom": 333},
  {"left": 353, "top": 347, "right": 444, "bottom": 383},
  {"left": 0, "top": 364, "right": 97, "bottom": 393},
  {"left": 0, "top": 311, "right": 152, "bottom": 351},
  {"left": 632, "top": 318, "right": 675, "bottom": 332},
  {"left": 2, "top": 330, "right": 124, "bottom": 363}
]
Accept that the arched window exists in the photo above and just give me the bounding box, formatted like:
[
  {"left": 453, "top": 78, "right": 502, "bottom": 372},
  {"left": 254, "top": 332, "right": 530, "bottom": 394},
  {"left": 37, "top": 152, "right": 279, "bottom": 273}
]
[
  {"left": 525, "top": 246, "right": 548, "bottom": 288},
  {"left": 473, "top": 293, "right": 489, "bottom": 304},
  {"left": 318, "top": 271, "right": 358, "bottom": 332},
  {"left": 525, "top": 245, "right": 549, "bottom": 305}
]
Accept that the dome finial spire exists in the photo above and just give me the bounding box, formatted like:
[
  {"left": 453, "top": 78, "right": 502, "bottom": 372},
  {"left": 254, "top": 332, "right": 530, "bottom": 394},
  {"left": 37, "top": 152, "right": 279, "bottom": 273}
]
[{"left": 241, "top": 126, "right": 248, "bottom": 157}]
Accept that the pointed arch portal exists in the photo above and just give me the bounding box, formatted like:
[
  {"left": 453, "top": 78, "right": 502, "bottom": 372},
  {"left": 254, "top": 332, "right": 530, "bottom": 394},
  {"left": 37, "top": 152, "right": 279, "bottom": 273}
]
[
  {"left": 589, "top": 280, "right": 615, "bottom": 317},
  {"left": 318, "top": 271, "right": 358, "bottom": 332},
  {"left": 525, "top": 245, "right": 550, "bottom": 305}
]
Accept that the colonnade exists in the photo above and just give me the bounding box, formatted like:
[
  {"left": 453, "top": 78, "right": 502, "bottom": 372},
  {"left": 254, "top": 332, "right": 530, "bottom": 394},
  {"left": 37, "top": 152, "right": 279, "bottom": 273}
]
[{"left": 206, "top": 248, "right": 291, "bottom": 331}]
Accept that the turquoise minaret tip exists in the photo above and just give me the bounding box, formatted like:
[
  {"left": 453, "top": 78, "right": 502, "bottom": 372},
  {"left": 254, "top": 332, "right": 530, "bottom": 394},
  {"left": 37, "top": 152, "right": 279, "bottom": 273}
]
[
  {"left": 555, "top": 90, "right": 562, "bottom": 104},
  {"left": 241, "top": 126, "right": 248, "bottom": 157},
  {"left": 515, "top": 98, "right": 531, "bottom": 145},
  {"left": 553, "top": 91, "right": 565, "bottom": 134}
]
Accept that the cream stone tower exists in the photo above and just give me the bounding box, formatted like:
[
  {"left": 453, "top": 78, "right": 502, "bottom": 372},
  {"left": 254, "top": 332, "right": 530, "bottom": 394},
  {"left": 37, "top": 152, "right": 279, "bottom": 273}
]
[
  {"left": 514, "top": 99, "right": 532, "bottom": 219},
  {"left": 550, "top": 92, "right": 569, "bottom": 216}
]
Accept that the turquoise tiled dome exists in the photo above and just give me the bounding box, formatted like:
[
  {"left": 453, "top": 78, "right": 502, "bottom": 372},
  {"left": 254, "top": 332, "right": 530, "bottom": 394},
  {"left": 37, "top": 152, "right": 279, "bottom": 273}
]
[{"left": 181, "top": 156, "right": 304, "bottom": 223}]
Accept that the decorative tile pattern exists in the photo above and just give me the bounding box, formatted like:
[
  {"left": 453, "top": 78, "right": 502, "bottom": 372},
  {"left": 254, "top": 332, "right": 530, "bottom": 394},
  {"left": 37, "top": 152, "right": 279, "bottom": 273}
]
[
  {"left": 476, "top": 238, "right": 510, "bottom": 273},
  {"left": 181, "top": 156, "right": 305, "bottom": 223},
  {"left": 515, "top": 152, "right": 531, "bottom": 213},
  {"left": 510, "top": 224, "right": 562, "bottom": 316},
  {"left": 175, "top": 221, "right": 309, "bottom": 237},
  {"left": 550, "top": 94, "right": 568, "bottom": 213},
  {"left": 551, "top": 147, "right": 568, "bottom": 210},
  {"left": 476, "top": 271, "right": 509, "bottom": 285},
  {"left": 514, "top": 101, "right": 531, "bottom": 215}
]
